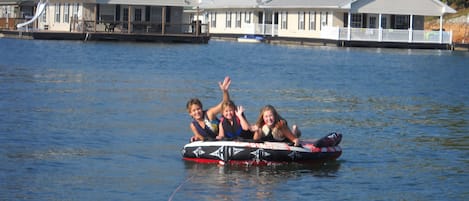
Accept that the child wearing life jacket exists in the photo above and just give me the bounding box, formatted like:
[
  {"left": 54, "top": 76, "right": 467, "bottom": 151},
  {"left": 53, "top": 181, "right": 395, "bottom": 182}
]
[
  {"left": 216, "top": 100, "right": 253, "bottom": 140},
  {"left": 253, "top": 105, "right": 301, "bottom": 146},
  {"left": 186, "top": 76, "right": 231, "bottom": 142}
]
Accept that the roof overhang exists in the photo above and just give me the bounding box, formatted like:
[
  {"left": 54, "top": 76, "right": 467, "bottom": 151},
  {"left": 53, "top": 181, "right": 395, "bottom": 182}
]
[
  {"left": 259, "top": 0, "right": 353, "bottom": 10},
  {"left": 0, "top": 0, "right": 34, "bottom": 5},
  {"left": 350, "top": 0, "right": 456, "bottom": 16},
  {"left": 96, "top": 0, "right": 188, "bottom": 6}
]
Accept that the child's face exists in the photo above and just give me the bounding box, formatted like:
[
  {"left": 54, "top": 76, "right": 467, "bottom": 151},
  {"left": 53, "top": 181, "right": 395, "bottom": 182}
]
[
  {"left": 223, "top": 106, "right": 235, "bottom": 120},
  {"left": 262, "top": 110, "right": 275, "bottom": 127},
  {"left": 189, "top": 104, "right": 203, "bottom": 120}
]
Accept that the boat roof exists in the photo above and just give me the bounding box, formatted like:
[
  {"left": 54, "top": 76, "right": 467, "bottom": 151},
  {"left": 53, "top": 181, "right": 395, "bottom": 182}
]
[
  {"left": 350, "top": 0, "right": 456, "bottom": 16},
  {"left": 198, "top": 0, "right": 261, "bottom": 9},
  {"left": 198, "top": 0, "right": 352, "bottom": 9},
  {"left": 1, "top": 0, "right": 456, "bottom": 16},
  {"left": 260, "top": 0, "right": 352, "bottom": 9},
  {"left": 0, "top": 0, "right": 191, "bottom": 7},
  {"left": 94, "top": 0, "right": 189, "bottom": 6},
  {"left": 199, "top": 0, "right": 456, "bottom": 16}
]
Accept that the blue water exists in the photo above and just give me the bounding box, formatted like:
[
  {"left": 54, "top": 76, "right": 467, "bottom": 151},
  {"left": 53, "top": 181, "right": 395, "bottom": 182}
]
[{"left": 1, "top": 38, "right": 468, "bottom": 200}]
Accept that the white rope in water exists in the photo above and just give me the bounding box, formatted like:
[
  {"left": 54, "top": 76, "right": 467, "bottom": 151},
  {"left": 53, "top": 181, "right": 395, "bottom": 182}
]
[{"left": 168, "top": 175, "right": 194, "bottom": 201}]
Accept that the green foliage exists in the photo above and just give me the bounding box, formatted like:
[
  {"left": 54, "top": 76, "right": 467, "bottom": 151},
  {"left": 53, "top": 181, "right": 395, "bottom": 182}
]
[{"left": 442, "top": 0, "right": 469, "bottom": 9}]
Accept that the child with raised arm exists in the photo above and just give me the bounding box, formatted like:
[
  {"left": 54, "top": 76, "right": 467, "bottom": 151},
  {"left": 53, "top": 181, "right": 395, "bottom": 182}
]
[
  {"left": 186, "top": 76, "right": 231, "bottom": 142},
  {"left": 216, "top": 100, "right": 253, "bottom": 140}
]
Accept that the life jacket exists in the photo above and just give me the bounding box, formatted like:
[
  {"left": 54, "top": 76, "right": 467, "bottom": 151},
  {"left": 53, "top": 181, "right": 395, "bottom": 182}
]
[
  {"left": 192, "top": 111, "right": 219, "bottom": 139},
  {"left": 220, "top": 116, "right": 243, "bottom": 139},
  {"left": 260, "top": 120, "right": 288, "bottom": 142}
]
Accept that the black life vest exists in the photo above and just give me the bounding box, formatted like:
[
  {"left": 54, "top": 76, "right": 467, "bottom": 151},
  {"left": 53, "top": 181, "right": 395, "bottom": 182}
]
[
  {"left": 220, "top": 116, "right": 243, "bottom": 138},
  {"left": 192, "top": 111, "right": 219, "bottom": 140}
]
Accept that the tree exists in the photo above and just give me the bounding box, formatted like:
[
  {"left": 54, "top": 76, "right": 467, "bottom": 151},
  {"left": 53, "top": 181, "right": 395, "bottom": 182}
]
[{"left": 442, "top": 0, "right": 468, "bottom": 9}]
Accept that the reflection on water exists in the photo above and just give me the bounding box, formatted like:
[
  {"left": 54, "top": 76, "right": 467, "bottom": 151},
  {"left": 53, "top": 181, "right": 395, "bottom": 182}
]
[{"left": 169, "top": 161, "right": 341, "bottom": 200}]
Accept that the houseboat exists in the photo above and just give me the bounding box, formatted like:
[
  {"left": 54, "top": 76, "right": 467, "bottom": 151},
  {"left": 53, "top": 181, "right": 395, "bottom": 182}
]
[
  {"left": 198, "top": 0, "right": 456, "bottom": 49},
  {"left": 0, "top": 0, "right": 210, "bottom": 43}
]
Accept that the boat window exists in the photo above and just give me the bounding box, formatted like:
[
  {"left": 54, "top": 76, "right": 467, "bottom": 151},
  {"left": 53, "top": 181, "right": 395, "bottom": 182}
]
[
  {"left": 64, "top": 4, "right": 70, "bottom": 23},
  {"left": 281, "top": 12, "right": 287, "bottom": 29},
  {"left": 55, "top": 3, "right": 61, "bottom": 23},
  {"left": 210, "top": 12, "right": 216, "bottom": 28},
  {"left": 298, "top": 12, "right": 305, "bottom": 30},
  {"left": 225, "top": 12, "right": 231, "bottom": 28},
  {"left": 134, "top": 8, "right": 142, "bottom": 21},
  {"left": 351, "top": 13, "right": 362, "bottom": 28},
  {"left": 309, "top": 11, "right": 316, "bottom": 30},
  {"left": 245, "top": 11, "right": 251, "bottom": 23}
]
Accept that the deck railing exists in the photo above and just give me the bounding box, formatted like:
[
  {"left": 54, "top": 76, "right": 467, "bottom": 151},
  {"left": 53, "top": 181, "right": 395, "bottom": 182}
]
[
  {"left": 336, "top": 27, "right": 452, "bottom": 44},
  {"left": 241, "top": 22, "right": 453, "bottom": 44},
  {"left": 238, "top": 23, "right": 279, "bottom": 36},
  {"left": 6, "top": 18, "right": 209, "bottom": 36},
  {"left": 74, "top": 20, "right": 210, "bottom": 36},
  {"left": 255, "top": 24, "right": 278, "bottom": 36}
]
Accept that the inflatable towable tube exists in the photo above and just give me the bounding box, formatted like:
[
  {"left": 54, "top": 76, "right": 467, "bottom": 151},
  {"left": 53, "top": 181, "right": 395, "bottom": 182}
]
[{"left": 182, "top": 132, "right": 342, "bottom": 165}]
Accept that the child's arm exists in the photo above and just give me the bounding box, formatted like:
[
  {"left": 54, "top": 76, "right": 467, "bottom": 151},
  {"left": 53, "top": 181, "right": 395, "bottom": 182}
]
[
  {"left": 207, "top": 76, "right": 231, "bottom": 120},
  {"left": 236, "top": 105, "right": 250, "bottom": 131},
  {"left": 216, "top": 121, "right": 225, "bottom": 140},
  {"left": 189, "top": 122, "right": 204, "bottom": 142}
]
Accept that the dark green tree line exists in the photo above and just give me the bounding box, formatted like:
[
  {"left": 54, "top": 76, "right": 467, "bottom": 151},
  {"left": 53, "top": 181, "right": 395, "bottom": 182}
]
[{"left": 442, "top": 0, "right": 469, "bottom": 9}]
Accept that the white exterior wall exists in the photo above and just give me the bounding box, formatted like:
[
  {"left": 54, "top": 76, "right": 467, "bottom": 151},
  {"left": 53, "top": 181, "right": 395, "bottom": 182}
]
[
  {"left": 199, "top": 0, "right": 454, "bottom": 44},
  {"left": 332, "top": 11, "right": 344, "bottom": 27},
  {"left": 208, "top": 9, "right": 259, "bottom": 35},
  {"left": 206, "top": 7, "right": 346, "bottom": 39},
  {"left": 37, "top": 3, "right": 85, "bottom": 31},
  {"left": 0, "top": 5, "right": 17, "bottom": 18},
  {"left": 35, "top": 3, "right": 183, "bottom": 32}
]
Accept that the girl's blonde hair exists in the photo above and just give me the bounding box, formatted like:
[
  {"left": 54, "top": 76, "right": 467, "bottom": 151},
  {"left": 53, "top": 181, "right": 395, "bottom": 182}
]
[
  {"left": 255, "top": 105, "right": 285, "bottom": 128},
  {"left": 221, "top": 100, "right": 236, "bottom": 112}
]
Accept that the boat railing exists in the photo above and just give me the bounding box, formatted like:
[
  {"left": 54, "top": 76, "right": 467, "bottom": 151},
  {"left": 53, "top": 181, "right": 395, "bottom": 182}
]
[
  {"left": 235, "top": 22, "right": 453, "bottom": 44},
  {"left": 253, "top": 23, "right": 278, "bottom": 36},
  {"left": 21, "top": 18, "right": 211, "bottom": 36},
  {"left": 337, "top": 27, "right": 453, "bottom": 44}
]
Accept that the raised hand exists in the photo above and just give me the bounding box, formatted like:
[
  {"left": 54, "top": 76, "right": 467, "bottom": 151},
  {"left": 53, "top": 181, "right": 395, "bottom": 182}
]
[
  {"left": 235, "top": 105, "right": 244, "bottom": 117},
  {"left": 218, "top": 76, "right": 231, "bottom": 92}
]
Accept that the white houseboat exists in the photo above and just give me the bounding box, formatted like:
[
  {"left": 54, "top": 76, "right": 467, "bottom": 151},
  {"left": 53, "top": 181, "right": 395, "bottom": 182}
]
[
  {"left": 198, "top": 0, "right": 456, "bottom": 48},
  {"left": 0, "top": 0, "right": 210, "bottom": 43}
]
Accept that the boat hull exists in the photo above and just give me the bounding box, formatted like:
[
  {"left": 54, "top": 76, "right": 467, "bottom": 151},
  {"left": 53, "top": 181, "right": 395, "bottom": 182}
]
[
  {"left": 237, "top": 35, "right": 264, "bottom": 43},
  {"left": 237, "top": 38, "right": 262, "bottom": 43},
  {"left": 182, "top": 140, "right": 342, "bottom": 165}
]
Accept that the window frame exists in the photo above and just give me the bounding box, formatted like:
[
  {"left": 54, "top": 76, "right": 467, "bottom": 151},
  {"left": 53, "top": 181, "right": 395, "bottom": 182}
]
[
  {"left": 235, "top": 12, "right": 241, "bottom": 28},
  {"left": 281, "top": 12, "right": 288, "bottom": 30},
  {"left": 245, "top": 11, "right": 251, "bottom": 23},
  {"left": 210, "top": 12, "right": 217, "bottom": 28},
  {"left": 63, "top": 3, "right": 69, "bottom": 23},
  {"left": 309, "top": 11, "right": 316, "bottom": 31},
  {"left": 134, "top": 8, "right": 142, "bottom": 22},
  {"left": 298, "top": 11, "right": 305, "bottom": 30},
  {"left": 351, "top": 13, "right": 362, "bottom": 28},
  {"left": 225, "top": 12, "right": 231, "bottom": 28},
  {"left": 54, "top": 3, "right": 61, "bottom": 23}
]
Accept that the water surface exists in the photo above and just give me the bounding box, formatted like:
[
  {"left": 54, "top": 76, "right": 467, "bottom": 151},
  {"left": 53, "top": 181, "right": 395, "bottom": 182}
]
[{"left": 1, "top": 38, "right": 468, "bottom": 200}]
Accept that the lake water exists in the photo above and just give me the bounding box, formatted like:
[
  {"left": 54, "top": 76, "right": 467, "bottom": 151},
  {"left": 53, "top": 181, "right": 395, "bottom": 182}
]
[{"left": 0, "top": 38, "right": 468, "bottom": 201}]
